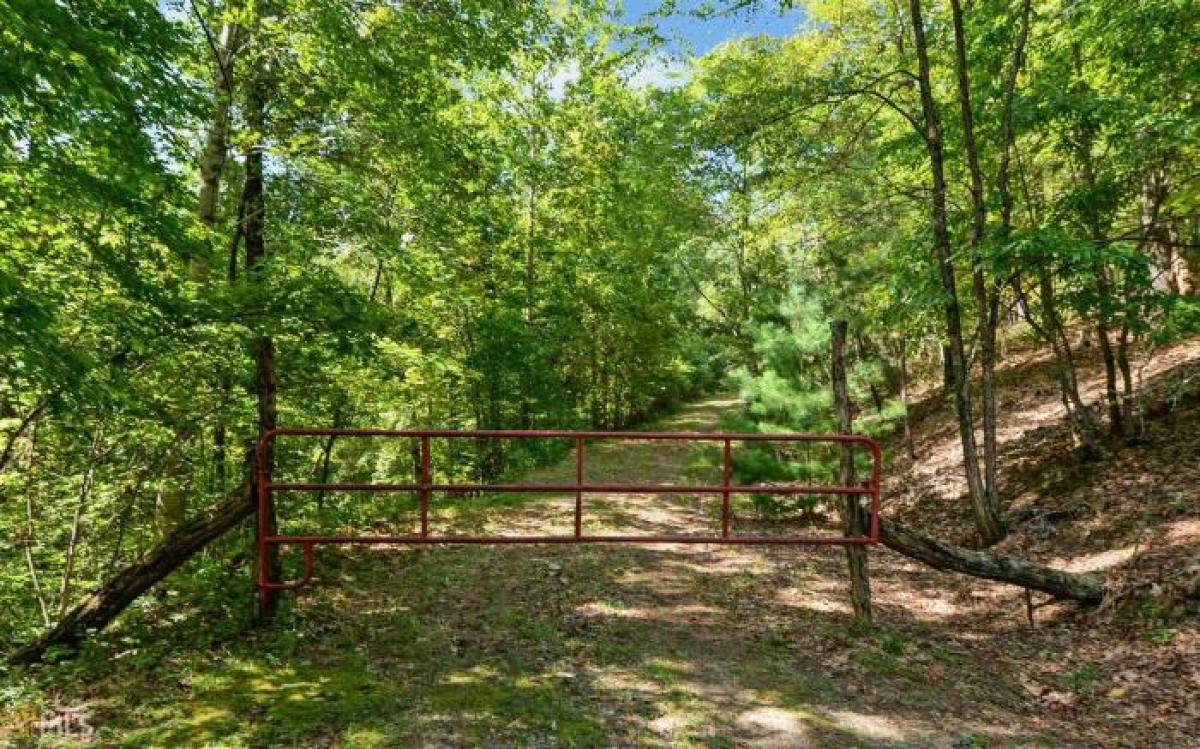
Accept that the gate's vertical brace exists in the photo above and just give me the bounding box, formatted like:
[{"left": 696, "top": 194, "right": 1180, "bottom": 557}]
[
  {"left": 419, "top": 436, "right": 431, "bottom": 536},
  {"left": 574, "top": 436, "right": 584, "bottom": 539},
  {"left": 869, "top": 439, "right": 882, "bottom": 542},
  {"left": 257, "top": 443, "right": 270, "bottom": 605},
  {"left": 721, "top": 439, "right": 732, "bottom": 537}
]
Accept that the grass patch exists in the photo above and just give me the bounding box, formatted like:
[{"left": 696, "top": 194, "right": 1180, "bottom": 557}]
[
  {"left": 877, "top": 632, "right": 907, "bottom": 656},
  {"left": 854, "top": 649, "right": 901, "bottom": 675},
  {"left": 1065, "top": 662, "right": 1101, "bottom": 696},
  {"left": 637, "top": 658, "right": 688, "bottom": 686}
]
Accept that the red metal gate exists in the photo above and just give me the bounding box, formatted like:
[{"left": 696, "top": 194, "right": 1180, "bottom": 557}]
[{"left": 257, "top": 429, "right": 882, "bottom": 602}]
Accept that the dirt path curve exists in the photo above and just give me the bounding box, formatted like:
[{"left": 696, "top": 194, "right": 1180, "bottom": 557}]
[{"left": 93, "top": 396, "right": 1093, "bottom": 748}]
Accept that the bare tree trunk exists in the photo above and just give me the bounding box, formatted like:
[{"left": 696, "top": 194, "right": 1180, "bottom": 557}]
[
  {"left": 242, "top": 63, "right": 281, "bottom": 620},
  {"left": 898, "top": 336, "right": 916, "bottom": 460},
  {"left": 734, "top": 155, "right": 761, "bottom": 377},
  {"left": 1014, "top": 273, "right": 1100, "bottom": 458},
  {"left": 213, "top": 410, "right": 228, "bottom": 493},
  {"left": 105, "top": 480, "right": 143, "bottom": 579},
  {"left": 156, "top": 450, "right": 188, "bottom": 537},
  {"left": 831, "top": 321, "right": 872, "bottom": 626},
  {"left": 23, "top": 418, "right": 51, "bottom": 627},
  {"left": 57, "top": 428, "right": 104, "bottom": 618},
  {"left": 253, "top": 337, "right": 280, "bottom": 620},
  {"left": 907, "top": 0, "right": 1004, "bottom": 545},
  {"left": 1069, "top": 43, "right": 1125, "bottom": 444},
  {"left": 978, "top": 304, "right": 1001, "bottom": 498},
  {"left": 854, "top": 333, "right": 885, "bottom": 414},
  {"left": 368, "top": 257, "right": 384, "bottom": 303},
  {"left": 196, "top": 20, "right": 242, "bottom": 239},
  {"left": 311, "top": 401, "right": 343, "bottom": 510},
  {"left": 996, "top": 0, "right": 1032, "bottom": 239},
  {"left": 1095, "top": 272, "right": 1125, "bottom": 441},
  {"left": 950, "top": 0, "right": 1003, "bottom": 526},
  {"left": 315, "top": 437, "right": 336, "bottom": 511},
  {"left": 1119, "top": 167, "right": 1174, "bottom": 442},
  {"left": 524, "top": 181, "right": 537, "bottom": 324},
  {"left": 214, "top": 190, "right": 245, "bottom": 494},
  {"left": 1116, "top": 302, "right": 1137, "bottom": 440},
  {"left": 1168, "top": 216, "right": 1196, "bottom": 294},
  {"left": 521, "top": 181, "right": 537, "bottom": 428},
  {"left": 941, "top": 343, "right": 954, "bottom": 393},
  {"left": 949, "top": 0, "right": 986, "bottom": 254},
  {"left": 161, "top": 15, "right": 243, "bottom": 533},
  {"left": 25, "top": 494, "right": 51, "bottom": 627},
  {"left": 0, "top": 395, "right": 52, "bottom": 475}
]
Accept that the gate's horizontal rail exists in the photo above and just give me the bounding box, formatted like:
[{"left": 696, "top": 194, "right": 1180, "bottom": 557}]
[
  {"left": 266, "top": 534, "right": 873, "bottom": 545},
  {"left": 270, "top": 482, "right": 872, "bottom": 495},
  {"left": 256, "top": 428, "right": 882, "bottom": 601},
  {"left": 262, "top": 427, "right": 878, "bottom": 442}
]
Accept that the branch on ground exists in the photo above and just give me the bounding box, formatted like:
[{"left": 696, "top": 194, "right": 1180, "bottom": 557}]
[
  {"left": 879, "top": 518, "right": 1106, "bottom": 603},
  {"left": 9, "top": 480, "right": 254, "bottom": 666}
]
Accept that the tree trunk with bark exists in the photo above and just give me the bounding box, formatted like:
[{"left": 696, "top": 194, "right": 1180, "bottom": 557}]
[
  {"left": 23, "top": 418, "right": 51, "bottom": 627},
  {"left": 830, "top": 320, "right": 873, "bottom": 626},
  {"left": 1095, "top": 265, "right": 1126, "bottom": 441},
  {"left": 0, "top": 396, "right": 52, "bottom": 475},
  {"left": 159, "top": 16, "right": 245, "bottom": 537},
  {"left": 58, "top": 428, "right": 104, "bottom": 618},
  {"left": 940, "top": 343, "right": 954, "bottom": 393},
  {"left": 1013, "top": 273, "right": 1100, "bottom": 458},
  {"left": 1069, "top": 43, "right": 1126, "bottom": 444},
  {"left": 242, "top": 61, "right": 281, "bottom": 619},
  {"left": 196, "top": 21, "right": 242, "bottom": 238},
  {"left": 950, "top": 0, "right": 1004, "bottom": 527},
  {"left": 907, "top": 0, "right": 1005, "bottom": 545},
  {"left": 996, "top": 0, "right": 1031, "bottom": 241},
  {"left": 897, "top": 337, "right": 916, "bottom": 460}
]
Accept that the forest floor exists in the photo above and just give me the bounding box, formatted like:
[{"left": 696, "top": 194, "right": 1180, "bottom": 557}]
[{"left": 3, "top": 337, "right": 1199, "bottom": 748}]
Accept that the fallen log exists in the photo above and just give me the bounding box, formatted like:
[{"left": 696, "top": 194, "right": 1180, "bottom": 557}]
[
  {"left": 879, "top": 518, "right": 1106, "bottom": 603},
  {"left": 10, "top": 480, "right": 253, "bottom": 666}
]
